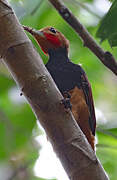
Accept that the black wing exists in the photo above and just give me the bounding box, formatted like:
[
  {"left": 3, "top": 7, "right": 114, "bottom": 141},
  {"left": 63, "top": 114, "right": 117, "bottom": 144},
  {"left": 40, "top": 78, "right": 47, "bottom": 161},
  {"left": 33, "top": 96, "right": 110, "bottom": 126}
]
[{"left": 80, "top": 72, "right": 96, "bottom": 135}]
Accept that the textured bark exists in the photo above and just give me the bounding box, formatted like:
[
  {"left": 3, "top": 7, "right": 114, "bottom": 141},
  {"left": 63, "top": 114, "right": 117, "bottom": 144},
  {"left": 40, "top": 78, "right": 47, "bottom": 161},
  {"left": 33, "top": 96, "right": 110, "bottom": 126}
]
[
  {"left": 48, "top": 0, "right": 117, "bottom": 76},
  {"left": 0, "top": 1, "right": 109, "bottom": 180}
]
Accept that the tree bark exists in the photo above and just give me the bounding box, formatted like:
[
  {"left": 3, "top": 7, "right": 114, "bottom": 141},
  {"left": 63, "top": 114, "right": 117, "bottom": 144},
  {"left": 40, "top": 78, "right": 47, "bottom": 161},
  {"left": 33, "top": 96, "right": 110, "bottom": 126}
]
[{"left": 0, "top": 1, "right": 109, "bottom": 180}]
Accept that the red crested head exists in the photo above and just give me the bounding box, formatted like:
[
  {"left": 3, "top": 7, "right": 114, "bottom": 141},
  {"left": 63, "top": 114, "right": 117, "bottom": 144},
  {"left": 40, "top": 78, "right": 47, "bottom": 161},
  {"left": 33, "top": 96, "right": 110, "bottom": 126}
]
[{"left": 24, "top": 26, "right": 69, "bottom": 55}]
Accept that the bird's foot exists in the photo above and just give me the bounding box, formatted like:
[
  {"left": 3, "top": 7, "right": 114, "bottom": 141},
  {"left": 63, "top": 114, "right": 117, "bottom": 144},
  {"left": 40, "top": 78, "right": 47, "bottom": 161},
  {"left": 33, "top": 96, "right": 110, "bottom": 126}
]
[
  {"left": 63, "top": 91, "right": 71, "bottom": 99},
  {"left": 61, "top": 91, "right": 72, "bottom": 112}
]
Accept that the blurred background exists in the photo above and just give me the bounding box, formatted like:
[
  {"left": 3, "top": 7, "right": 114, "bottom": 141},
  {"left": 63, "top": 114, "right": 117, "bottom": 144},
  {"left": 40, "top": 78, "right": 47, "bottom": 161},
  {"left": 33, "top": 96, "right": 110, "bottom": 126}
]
[{"left": 0, "top": 0, "right": 117, "bottom": 179}]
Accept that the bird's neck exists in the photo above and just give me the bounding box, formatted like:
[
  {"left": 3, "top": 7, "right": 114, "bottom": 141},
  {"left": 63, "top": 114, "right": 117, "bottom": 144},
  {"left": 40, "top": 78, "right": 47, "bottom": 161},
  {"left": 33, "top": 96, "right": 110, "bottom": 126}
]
[{"left": 48, "top": 47, "right": 70, "bottom": 64}]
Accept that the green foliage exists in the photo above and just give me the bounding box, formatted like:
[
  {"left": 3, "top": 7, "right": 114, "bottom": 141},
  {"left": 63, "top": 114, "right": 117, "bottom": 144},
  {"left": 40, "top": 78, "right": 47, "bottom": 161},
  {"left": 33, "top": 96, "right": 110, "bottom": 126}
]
[
  {"left": 97, "top": 147, "right": 117, "bottom": 179},
  {"left": 32, "top": 177, "right": 56, "bottom": 180},
  {"left": 0, "top": 75, "right": 40, "bottom": 178},
  {"left": 96, "top": 0, "right": 117, "bottom": 47},
  {"left": 0, "top": 91, "right": 37, "bottom": 158},
  {"left": 0, "top": 75, "right": 15, "bottom": 93},
  {"left": 96, "top": 128, "right": 117, "bottom": 180}
]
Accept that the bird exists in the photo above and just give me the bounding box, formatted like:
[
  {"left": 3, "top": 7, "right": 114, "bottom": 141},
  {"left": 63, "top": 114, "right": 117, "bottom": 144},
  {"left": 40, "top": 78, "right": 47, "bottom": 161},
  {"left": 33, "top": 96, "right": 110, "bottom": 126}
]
[{"left": 23, "top": 26, "right": 96, "bottom": 150}]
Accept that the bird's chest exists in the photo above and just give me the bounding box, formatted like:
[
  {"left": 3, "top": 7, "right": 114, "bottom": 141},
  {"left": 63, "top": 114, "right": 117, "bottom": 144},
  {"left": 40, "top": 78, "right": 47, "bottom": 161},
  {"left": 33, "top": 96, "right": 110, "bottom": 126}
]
[{"left": 46, "top": 64, "right": 78, "bottom": 92}]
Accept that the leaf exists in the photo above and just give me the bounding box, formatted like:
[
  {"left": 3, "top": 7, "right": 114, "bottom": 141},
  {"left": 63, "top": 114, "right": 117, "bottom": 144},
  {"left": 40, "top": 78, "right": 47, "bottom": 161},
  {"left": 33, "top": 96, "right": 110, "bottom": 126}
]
[{"left": 96, "top": 0, "right": 117, "bottom": 47}]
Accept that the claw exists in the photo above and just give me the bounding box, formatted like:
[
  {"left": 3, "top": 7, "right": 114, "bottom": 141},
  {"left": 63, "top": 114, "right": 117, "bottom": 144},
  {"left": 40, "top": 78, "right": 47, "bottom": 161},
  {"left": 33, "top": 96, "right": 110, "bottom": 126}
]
[
  {"left": 61, "top": 91, "right": 72, "bottom": 111},
  {"left": 63, "top": 91, "right": 71, "bottom": 99},
  {"left": 61, "top": 98, "right": 72, "bottom": 110}
]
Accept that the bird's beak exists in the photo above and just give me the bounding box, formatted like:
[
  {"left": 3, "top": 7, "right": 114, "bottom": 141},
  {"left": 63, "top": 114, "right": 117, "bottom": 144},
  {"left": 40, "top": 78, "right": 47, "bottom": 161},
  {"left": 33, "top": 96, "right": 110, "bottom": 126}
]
[
  {"left": 23, "top": 25, "right": 45, "bottom": 38},
  {"left": 23, "top": 25, "right": 48, "bottom": 54},
  {"left": 32, "top": 29, "right": 45, "bottom": 38}
]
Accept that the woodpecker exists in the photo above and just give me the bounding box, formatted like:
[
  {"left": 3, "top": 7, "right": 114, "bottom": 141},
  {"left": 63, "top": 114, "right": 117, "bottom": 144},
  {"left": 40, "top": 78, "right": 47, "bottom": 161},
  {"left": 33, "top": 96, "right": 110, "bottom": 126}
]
[{"left": 23, "top": 26, "right": 96, "bottom": 150}]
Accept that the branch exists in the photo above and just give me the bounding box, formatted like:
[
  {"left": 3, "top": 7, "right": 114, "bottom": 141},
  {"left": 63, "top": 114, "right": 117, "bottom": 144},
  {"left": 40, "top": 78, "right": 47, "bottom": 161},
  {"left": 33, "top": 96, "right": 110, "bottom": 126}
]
[
  {"left": 48, "top": 0, "right": 117, "bottom": 76},
  {"left": 0, "top": 0, "right": 109, "bottom": 180}
]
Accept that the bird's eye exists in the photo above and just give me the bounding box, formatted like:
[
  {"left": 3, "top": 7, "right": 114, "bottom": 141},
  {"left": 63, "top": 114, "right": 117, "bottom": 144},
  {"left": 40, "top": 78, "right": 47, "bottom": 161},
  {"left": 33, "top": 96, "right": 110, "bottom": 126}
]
[{"left": 49, "top": 27, "right": 56, "bottom": 34}]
